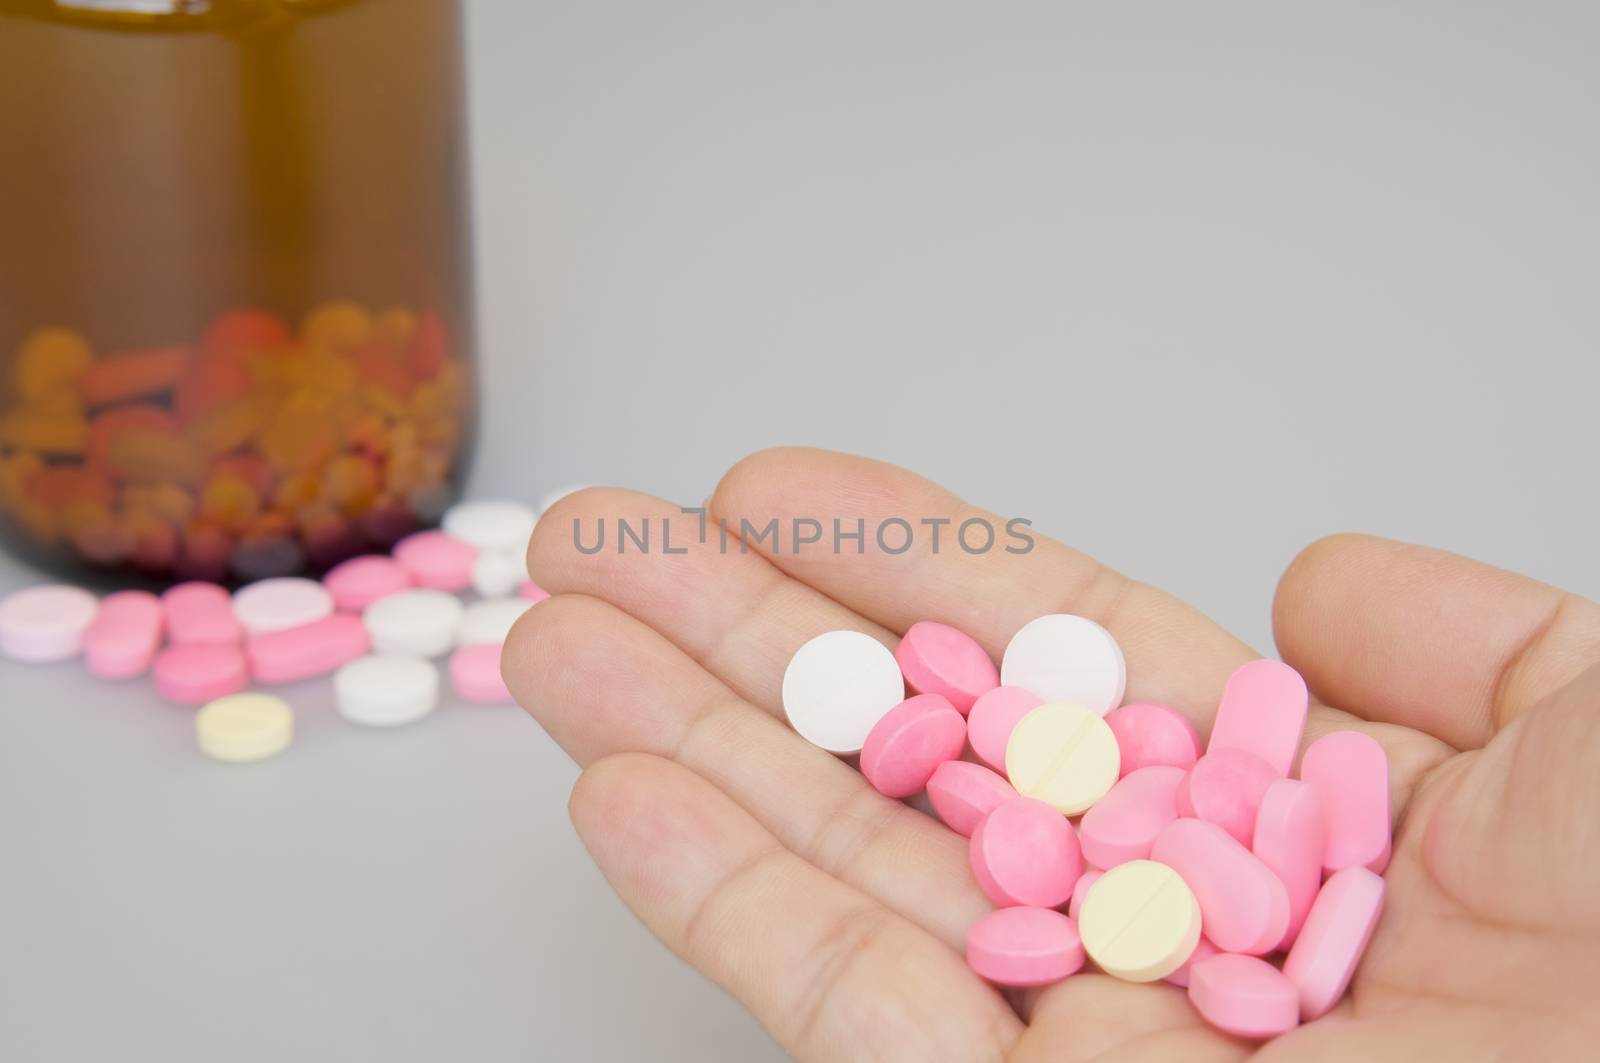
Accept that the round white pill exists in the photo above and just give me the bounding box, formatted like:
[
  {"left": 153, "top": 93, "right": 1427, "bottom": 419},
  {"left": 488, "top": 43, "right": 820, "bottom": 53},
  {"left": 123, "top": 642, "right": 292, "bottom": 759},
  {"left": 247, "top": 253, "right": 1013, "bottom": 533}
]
[
  {"left": 232, "top": 577, "right": 334, "bottom": 636},
  {"left": 196, "top": 692, "right": 293, "bottom": 763},
  {"left": 442, "top": 499, "right": 538, "bottom": 553},
  {"left": 1000, "top": 613, "right": 1127, "bottom": 716},
  {"left": 0, "top": 584, "right": 99, "bottom": 662},
  {"left": 781, "top": 630, "right": 905, "bottom": 754},
  {"left": 363, "top": 589, "right": 465, "bottom": 657},
  {"left": 458, "top": 597, "right": 531, "bottom": 646},
  {"left": 471, "top": 550, "right": 526, "bottom": 598},
  {"left": 335, "top": 655, "right": 440, "bottom": 727},
  {"left": 536, "top": 482, "right": 598, "bottom": 517}
]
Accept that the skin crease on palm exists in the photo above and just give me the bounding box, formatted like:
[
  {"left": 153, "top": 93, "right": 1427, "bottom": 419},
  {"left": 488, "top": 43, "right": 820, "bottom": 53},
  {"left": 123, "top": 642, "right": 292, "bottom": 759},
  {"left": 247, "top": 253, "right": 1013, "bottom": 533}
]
[{"left": 502, "top": 447, "right": 1600, "bottom": 1062}]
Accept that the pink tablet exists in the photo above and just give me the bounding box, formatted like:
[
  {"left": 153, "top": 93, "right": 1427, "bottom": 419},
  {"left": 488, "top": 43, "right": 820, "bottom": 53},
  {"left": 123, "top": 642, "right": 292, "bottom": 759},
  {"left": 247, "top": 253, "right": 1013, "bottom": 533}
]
[
  {"left": 894, "top": 620, "right": 998, "bottom": 715},
  {"left": 860, "top": 694, "right": 966, "bottom": 798},
  {"left": 1104, "top": 702, "right": 1201, "bottom": 776}
]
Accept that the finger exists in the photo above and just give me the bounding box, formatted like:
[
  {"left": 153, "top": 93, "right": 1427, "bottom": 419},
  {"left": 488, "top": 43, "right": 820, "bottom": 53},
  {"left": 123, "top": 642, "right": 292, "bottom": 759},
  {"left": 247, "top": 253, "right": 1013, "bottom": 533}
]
[
  {"left": 503, "top": 594, "right": 988, "bottom": 947},
  {"left": 569, "top": 752, "right": 1022, "bottom": 1063},
  {"left": 708, "top": 447, "right": 1253, "bottom": 727},
  {"left": 527, "top": 485, "right": 894, "bottom": 717},
  {"left": 705, "top": 448, "right": 1451, "bottom": 798},
  {"left": 1272, "top": 533, "right": 1600, "bottom": 748},
  {"left": 1015, "top": 975, "right": 1247, "bottom": 1063}
]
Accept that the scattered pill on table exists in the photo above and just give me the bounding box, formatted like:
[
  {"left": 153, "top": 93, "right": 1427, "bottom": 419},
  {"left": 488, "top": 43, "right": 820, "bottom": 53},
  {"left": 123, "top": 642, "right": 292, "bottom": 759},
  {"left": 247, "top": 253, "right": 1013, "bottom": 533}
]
[
  {"left": 456, "top": 596, "right": 532, "bottom": 647},
  {"left": 363, "top": 588, "right": 464, "bottom": 657},
  {"left": 0, "top": 583, "right": 99, "bottom": 662},
  {"left": 450, "top": 643, "right": 513, "bottom": 704},
  {"left": 231, "top": 577, "right": 334, "bottom": 636},
  {"left": 471, "top": 550, "right": 525, "bottom": 598},
  {"left": 323, "top": 554, "right": 413, "bottom": 613},
  {"left": 153, "top": 642, "right": 250, "bottom": 704},
  {"left": 442, "top": 498, "right": 537, "bottom": 554},
  {"left": 161, "top": 581, "right": 243, "bottom": 646},
  {"left": 246, "top": 613, "right": 370, "bottom": 684},
  {"left": 334, "top": 654, "right": 440, "bottom": 727},
  {"left": 195, "top": 691, "right": 293, "bottom": 763},
  {"left": 392, "top": 529, "right": 477, "bottom": 591},
  {"left": 83, "top": 589, "right": 163, "bottom": 679}
]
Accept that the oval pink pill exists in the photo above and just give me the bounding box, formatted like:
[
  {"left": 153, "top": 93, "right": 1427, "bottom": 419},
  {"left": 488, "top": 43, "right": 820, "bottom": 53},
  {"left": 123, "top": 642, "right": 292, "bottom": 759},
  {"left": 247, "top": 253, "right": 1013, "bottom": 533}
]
[
  {"left": 893, "top": 620, "right": 998, "bottom": 716},
  {"left": 1252, "top": 778, "right": 1326, "bottom": 949},
  {"left": 966, "top": 686, "right": 1043, "bottom": 772},
  {"left": 926, "top": 761, "right": 1017, "bottom": 837},
  {"left": 1163, "top": 935, "right": 1218, "bottom": 988},
  {"left": 1079, "top": 765, "right": 1185, "bottom": 870},
  {"left": 1298, "top": 731, "right": 1391, "bottom": 875},
  {"left": 860, "top": 694, "right": 966, "bottom": 799},
  {"left": 392, "top": 530, "right": 476, "bottom": 592},
  {"left": 153, "top": 643, "right": 249, "bottom": 705},
  {"left": 1150, "top": 818, "right": 1289, "bottom": 956},
  {"left": 83, "top": 590, "right": 163, "bottom": 679},
  {"left": 247, "top": 614, "right": 370, "bottom": 683},
  {"left": 1188, "top": 953, "right": 1300, "bottom": 1039},
  {"left": 1068, "top": 869, "right": 1102, "bottom": 919},
  {"left": 1283, "top": 866, "right": 1385, "bottom": 1020},
  {"left": 323, "top": 554, "right": 413, "bottom": 612},
  {"left": 1206, "top": 658, "right": 1307, "bottom": 777},
  {"left": 967, "top": 906, "right": 1085, "bottom": 987},
  {"left": 970, "top": 797, "right": 1082, "bottom": 909},
  {"left": 0, "top": 584, "right": 99, "bottom": 662},
  {"left": 451, "top": 643, "right": 513, "bottom": 703},
  {"left": 1104, "top": 702, "right": 1201, "bottom": 776},
  {"left": 161, "top": 582, "right": 242, "bottom": 647},
  {"left": 1179, "top": 748, "right": 1278, "bottom": 846}
]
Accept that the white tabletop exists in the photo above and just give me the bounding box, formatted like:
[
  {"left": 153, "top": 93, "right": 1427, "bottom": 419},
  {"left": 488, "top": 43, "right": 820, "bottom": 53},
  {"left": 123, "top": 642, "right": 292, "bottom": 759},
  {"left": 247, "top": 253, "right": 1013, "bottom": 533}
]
[{"left": 5, "top": 2, "right": 1599, "bottom": 1060}]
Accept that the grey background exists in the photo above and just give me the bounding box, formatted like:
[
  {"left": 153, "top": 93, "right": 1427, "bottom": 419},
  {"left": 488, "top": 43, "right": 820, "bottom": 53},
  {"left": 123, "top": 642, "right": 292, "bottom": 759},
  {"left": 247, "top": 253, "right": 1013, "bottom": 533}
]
[{"left": 4, "top": 2, "right": 1598, "bottom": 1060}]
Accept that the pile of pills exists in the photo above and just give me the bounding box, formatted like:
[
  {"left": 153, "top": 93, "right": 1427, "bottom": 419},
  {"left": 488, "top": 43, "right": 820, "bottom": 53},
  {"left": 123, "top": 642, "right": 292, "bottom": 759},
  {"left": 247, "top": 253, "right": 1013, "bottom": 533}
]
[
  {"left": 783, "top": 615, "right": 1390, "bottom": 1039},
  {"left": 0, "top": 488, "right": 588, "bottom": 763},
  {"left": 0, "top": 304, "right": 468, "bottom": 580}
]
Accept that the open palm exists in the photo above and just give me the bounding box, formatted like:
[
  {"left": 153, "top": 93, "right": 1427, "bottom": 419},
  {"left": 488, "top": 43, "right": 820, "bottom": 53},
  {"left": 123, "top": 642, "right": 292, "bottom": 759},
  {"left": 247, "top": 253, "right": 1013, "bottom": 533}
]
[{"left": 503, "top": 448, "right": 1600, "bottom": 1061}]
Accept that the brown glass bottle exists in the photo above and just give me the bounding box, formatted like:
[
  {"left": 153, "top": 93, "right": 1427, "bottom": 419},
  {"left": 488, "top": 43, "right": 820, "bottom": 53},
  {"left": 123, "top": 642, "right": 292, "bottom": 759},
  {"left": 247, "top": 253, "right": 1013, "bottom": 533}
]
[{"left": 0, "top": 0, "right": 475, "bottom": 586}]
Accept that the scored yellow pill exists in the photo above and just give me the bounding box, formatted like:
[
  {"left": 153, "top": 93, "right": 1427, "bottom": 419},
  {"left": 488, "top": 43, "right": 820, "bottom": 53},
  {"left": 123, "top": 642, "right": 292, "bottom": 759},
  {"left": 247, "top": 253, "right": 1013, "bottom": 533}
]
[
  {"left": 1005, "top": 702, "right": 1120, "bottom": 814},
  {"left": 1079, "top": 859, "right": 1201, "bottom": 982},
  {"left": 196, "top": 693, "right": 294, "bottom": 763}
]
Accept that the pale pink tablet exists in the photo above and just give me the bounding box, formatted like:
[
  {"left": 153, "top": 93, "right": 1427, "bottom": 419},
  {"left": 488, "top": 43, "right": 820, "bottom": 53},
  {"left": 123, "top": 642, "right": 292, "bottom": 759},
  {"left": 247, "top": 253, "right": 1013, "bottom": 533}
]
[
  {"left": 232, "top": 577, "right": 334, "bottom": 637},
  {"left": 84, "top": 590, "right": 163, "bottom": 679},
  {"left": 1104, "top": 702, "right": 1201, "bottom": 776},
  {"left": 1283, "top": 866, "right": 1384, "bottom": 1020},
  {"left": 966, "top": 906, "right": 1085, "bottom": 987},
  {"left": 246, "top": 614, "right": 370, "bottom": 684},
  {"left": 0, "top": 584, "right": 99, "bottom": 662},
  {"left": 966, "top": 686, "right": 1044, "bottom": 772},
  {"left": 970, "top": 796, "right": 1082, "bottom": 909},
  {"left": 161, "top": 582, "right": 242, "bottom": 647},
  {"left": 1163, "top": 935, "right": 1218, "bottom": 988},
  {"left": 861, "top": 694, "right": 966, "bottom": 798},
  {"left": 451, "top": 643, "right": 514, "bottom": 703},
  {"left": 1188, "top": 953, "right": 1300, "bottom": 1039},
  {"left": 1207, "top": 659, "right": 1308, "bottom": 777},
  {"left": 894, "top": 620, "right": 999, "bottom": 715},
  {"left": 1298, "top": 731, "right": 1391, "bottom": 875},
  {"left": 1179, "top": 748, "right": 1278, "bottom": 846},
  {"left": 1079, "top": 765, "right": 1185, "bottom": 870},
  {"left": 926, "top": 760, "right": 1017, "bottom": 836},
  {"left": 1068, "top": 869, "right": 1102, "bottom": 919},
  {"left": 323, "top": 554, "right": 413, "bottom": 612},
  {"left": 518, "top": 580, "right": 550, "bottom": 603},
  {"left": 153, "top": 643, "right": 249, "bottom": 705},
  {"left": 1252, "top": 778, "right": 1326, "bottom": 949},
  {"left": 1150, "top": 818, "right": 1289, "bottom": 956},
  {"left": 392, "top": 529, "right": 476, "bottom": 592}
]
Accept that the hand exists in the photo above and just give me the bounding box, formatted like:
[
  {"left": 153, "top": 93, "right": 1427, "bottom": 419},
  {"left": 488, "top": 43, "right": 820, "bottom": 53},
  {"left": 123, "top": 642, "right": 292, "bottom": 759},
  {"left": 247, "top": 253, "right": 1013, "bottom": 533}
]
[{"left": 503, "top": 448, "right": 1600, "bottom": 1061}]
